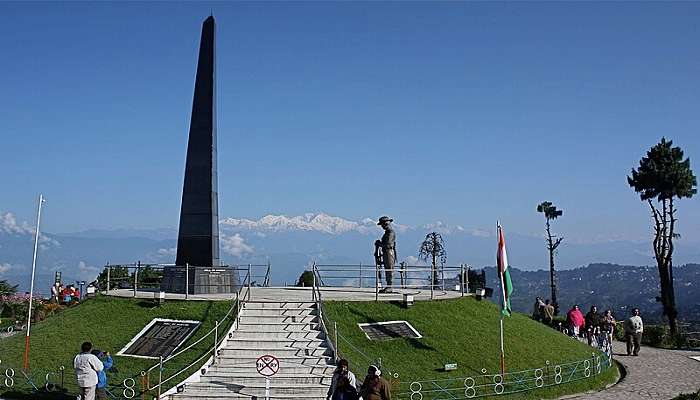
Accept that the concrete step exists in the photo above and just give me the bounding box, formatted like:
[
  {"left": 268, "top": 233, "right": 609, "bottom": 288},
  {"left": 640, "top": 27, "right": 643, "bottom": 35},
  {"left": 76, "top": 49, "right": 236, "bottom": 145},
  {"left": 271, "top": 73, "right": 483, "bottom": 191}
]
[
  {"left": 183, "top": 383, "right": 329, "bottom": 397},
  {"left": 226, "top": 338, "right": 325, "bottom": 348},
  {"left": 215, "top": 355, "right": 334, "bottom": 367},
  {"left": 200, "top": 374, "right": 332, "bottom": 386},
  {"left": 232, "top": 330, "right": 325, "bottom": 340},
  {"left": 219, "top": 347, "right": 330, "bottom": 358},
  {"left": 238, "top": 315, "right": 318, "bottom": 324},
  {"left": 242, "top": 302, "right": 316, "bottom": 309},
  {"left": 170, "top": 392, "right": 326, "bottom": 400},
  {"left": 206, "top": 365, "right": 335, "bottom": 375},
  {"left": 240, "top": 308, "right": 316, "bottom": 317},
  {"left": 236, "top": 322, "right": 318, "bottom": 332}
]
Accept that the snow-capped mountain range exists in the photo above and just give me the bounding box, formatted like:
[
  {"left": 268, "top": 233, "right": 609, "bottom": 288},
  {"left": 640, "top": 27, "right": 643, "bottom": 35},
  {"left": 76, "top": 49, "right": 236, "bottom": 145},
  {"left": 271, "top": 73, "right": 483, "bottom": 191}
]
[
  {"left": 220, "top": 213, "right": 413, "bottom": 235},
  {"left": 2, "top": 211, "right": 700, "bottom": 293}
]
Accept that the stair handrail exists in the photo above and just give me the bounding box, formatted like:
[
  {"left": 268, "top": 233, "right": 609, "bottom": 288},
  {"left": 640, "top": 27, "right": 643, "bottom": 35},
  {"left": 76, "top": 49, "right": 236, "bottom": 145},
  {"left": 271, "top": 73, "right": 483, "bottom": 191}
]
[
  {"left": 144, "top": 268, "right": 252, "bottom": 395},
  {"left": 312, "top": 262, "right": 338, "bottom": 363}
]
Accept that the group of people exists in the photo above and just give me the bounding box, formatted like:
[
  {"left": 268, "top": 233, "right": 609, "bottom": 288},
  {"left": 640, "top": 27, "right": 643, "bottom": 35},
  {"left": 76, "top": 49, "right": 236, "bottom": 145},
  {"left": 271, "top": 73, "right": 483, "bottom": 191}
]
[
  {"left": 531, "top": 297, "right": 556, "bottom": 324},
  {"left": 532, "top": 297, "right": 646, "bottom": 356},
  {"left": 51, "top": 282, "right": 81, "bottom": 304},
  {"left": 564, "top": 304, "right": 644, "bottom": 356},
  {"left": 327, "top": 359, "right": 392, "bottom": 400},
  {"left": 74, "top": 341, "right": 114, "bottom": 400}
]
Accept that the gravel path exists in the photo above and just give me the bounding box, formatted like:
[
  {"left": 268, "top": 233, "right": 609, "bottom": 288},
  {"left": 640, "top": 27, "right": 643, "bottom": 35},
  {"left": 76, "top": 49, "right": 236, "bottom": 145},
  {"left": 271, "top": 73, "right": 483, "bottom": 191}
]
[{"left": 568, "top": 342, "right": 700, "bottom": 400}]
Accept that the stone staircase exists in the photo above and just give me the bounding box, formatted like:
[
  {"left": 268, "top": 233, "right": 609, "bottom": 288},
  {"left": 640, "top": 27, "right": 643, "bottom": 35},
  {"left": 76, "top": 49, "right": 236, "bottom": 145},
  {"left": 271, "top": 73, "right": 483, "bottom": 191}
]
[{"left": 168, "top": 301, "right": 335, "bottom": 399}]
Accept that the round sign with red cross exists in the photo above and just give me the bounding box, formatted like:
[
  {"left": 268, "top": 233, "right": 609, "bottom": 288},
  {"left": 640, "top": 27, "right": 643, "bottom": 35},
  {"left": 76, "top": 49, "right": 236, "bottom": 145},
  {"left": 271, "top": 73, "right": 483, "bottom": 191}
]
[{"left": 256, "top": 354, "right": 280, "bottom": 377}]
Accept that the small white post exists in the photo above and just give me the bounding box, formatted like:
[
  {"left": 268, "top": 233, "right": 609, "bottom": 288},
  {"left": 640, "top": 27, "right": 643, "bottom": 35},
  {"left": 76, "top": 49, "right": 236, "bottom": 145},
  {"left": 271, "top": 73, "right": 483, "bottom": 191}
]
[
  {"left": 23, "top": 193, "right": 44, "bottom": 371},
  {"left": 185, "top": 263, "right": 189, "bottom": 299},
  {"left": 265, "top": 377, "right": 270, "bottom": 400}
]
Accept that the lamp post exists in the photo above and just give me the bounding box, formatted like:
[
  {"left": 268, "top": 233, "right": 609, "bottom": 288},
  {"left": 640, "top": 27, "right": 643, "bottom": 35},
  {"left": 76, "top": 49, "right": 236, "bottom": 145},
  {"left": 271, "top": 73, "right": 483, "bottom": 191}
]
[{"left": 23, "top": 194, "right": 45, "bottom": 371}]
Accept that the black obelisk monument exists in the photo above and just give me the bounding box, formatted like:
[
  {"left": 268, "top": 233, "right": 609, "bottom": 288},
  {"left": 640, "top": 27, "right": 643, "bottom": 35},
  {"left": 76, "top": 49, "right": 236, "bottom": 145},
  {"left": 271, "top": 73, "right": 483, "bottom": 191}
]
[{"left": 162, "top": 16, "right": 237, "bottom": 294}]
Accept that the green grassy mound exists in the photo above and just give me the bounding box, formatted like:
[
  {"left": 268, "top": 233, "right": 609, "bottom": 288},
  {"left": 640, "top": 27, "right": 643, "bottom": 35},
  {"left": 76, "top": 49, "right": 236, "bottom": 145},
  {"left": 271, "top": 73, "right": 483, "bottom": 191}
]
[
  {"left": 324, "top": 297, "right": 618, "bottom": 399},
  {"left": 0, "top": 295, "right": 234, "bottom": 399}
]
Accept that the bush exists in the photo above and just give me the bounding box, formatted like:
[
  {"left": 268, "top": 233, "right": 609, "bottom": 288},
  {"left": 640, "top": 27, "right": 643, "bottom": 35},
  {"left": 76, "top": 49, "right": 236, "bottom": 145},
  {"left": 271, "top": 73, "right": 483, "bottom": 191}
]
[
  {"left": 296, "top": 270, "right": 314, "bottom": 287},
  {"left": 672, "top": 390, "right": 700, "bottom": 400},
  {"left": 643, "top": 325, "right": 666, "bottom": 347}
]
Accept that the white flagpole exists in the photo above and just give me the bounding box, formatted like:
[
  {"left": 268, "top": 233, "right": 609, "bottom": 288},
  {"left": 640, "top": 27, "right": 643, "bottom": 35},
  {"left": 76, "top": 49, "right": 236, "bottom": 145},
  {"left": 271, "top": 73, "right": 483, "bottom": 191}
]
[
  {"left": 497, "top": 221, "right": 506, "bottom": 375},
  {"left": 23, "top": 194, "right": 44, "bottom": 371}
]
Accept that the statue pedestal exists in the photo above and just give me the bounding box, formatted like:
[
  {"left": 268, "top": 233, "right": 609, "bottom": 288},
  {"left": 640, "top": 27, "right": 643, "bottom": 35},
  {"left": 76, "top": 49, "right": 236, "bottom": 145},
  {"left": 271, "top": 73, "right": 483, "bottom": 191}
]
[{"left": 161, "top": 265, "right": 238, "bottom": 294}]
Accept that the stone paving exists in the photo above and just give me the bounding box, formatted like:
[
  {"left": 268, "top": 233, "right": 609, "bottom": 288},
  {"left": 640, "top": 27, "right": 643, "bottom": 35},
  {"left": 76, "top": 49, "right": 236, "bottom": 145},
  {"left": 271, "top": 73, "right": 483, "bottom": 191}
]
[
  {"left": 106, "top": 285, "right": 467, "bottom": 302},
  {"left": 568, "top": 342, "right": 700, "bottom": 400}
]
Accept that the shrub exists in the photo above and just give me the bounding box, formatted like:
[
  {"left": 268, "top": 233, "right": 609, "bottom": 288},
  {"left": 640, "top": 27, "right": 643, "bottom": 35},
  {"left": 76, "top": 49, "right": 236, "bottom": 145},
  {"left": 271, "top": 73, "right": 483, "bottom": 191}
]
[
  {"left": 643, "top": 325, "right": 666, "bottom": 347},
  {"left": 672, "top": 390, "right": 700, "bottom": 400}
]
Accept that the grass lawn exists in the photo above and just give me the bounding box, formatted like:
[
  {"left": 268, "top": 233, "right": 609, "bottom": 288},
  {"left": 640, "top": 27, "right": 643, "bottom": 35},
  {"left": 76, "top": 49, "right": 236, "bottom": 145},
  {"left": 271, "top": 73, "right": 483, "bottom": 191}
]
[
  {"left": 324, "top": 297, "right": 618, "bottom": 399},
  {"left": 0, "top": 295, "right": 235, "bottom": 399}
]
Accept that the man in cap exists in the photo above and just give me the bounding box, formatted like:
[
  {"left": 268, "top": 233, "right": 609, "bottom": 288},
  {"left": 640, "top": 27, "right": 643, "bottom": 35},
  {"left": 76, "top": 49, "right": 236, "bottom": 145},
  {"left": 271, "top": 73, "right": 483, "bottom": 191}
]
[{"left": 377, "top": 216, "right": 396, "bottom": 293}]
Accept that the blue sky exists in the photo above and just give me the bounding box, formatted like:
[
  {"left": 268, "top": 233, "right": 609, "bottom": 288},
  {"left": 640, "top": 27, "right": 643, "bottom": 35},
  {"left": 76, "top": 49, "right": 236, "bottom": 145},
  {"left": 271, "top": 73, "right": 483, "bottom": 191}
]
[{"left": 1, "top": 2, "right": 699, "bottom": 243}]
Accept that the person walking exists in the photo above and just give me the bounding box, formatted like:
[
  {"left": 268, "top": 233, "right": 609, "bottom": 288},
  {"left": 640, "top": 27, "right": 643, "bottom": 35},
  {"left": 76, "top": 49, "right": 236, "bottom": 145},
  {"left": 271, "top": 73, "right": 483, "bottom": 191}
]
[
  {"left": 532, "top": 297, "right": 545, "bottom": 321},
  {"left": 623, "top": 308, "right": 644, "bottom": 356},
  {"left": 585, "top": 305, "right": 601, "bottom": 345},
  {"left": 74, "top": 342, "right": 103, "bottom": 400},
  {"left": 566, "top": 305, "right": 585, "bottom": 337},
  {"left": 359, "top": 365, "right": 391, "bottom": 400},
  {"left": 542, "top": 299, "right": 555, "bottom": 325},
  {"left": 327, "top": 359, "right": 357, "bottom": 400},
  {"left": 376, "top": 216, "right": 396, "bottom": 294},
  {"left": 92, "top": 350, "right": 113, "bottom": 400},
  {"left": 601, "top": 309, "right": 616, "bottom": 345}
]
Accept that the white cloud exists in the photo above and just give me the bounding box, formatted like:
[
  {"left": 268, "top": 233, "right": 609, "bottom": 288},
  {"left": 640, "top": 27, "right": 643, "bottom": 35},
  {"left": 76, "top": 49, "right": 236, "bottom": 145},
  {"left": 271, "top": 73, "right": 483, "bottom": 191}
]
[
  {"left": 77, "top": 261, "right": 101, "bottom": 282},
  {"left": 0, "top": 263, "right": 14, "bottom": 275},
  {"left": 470, "top": 228, "right": 492, "bottom": 238},
  {"left": 157, "top": 247, "right": 177, "bottom": 256},
  {"left": 0, "top": 211, "right": 60, "bottom": 249},
  {"left": 0, "top": 212, "right": 33, "bottom": 235},
  {"left": 221, "top": 234, "right": 254, "bottom": 257}
]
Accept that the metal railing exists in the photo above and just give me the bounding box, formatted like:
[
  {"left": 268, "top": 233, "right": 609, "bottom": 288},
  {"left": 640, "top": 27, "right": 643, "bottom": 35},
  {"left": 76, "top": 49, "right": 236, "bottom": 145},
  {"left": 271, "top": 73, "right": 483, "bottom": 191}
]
[
  {"left": 311, "top": 264, "right": 338, "bottom": 364},
  {"left": 101, "top": 262, "right": 271, "bottom": 298},
  {"left": 395, "top": 353, "right": 612, "bottom": 399},
  {"left": 313, "top": 263, "right": 472, "bottom": 301},
  {"left": 141, "top": 267, "right": 253, "bottom": 398}
]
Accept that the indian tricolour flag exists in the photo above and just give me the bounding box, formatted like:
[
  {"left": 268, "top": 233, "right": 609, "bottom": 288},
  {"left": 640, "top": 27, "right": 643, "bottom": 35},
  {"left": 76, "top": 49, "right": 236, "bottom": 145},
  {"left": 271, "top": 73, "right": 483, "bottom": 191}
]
[{"left": 497, "top": 222, "right": 513, "bottom": 317}]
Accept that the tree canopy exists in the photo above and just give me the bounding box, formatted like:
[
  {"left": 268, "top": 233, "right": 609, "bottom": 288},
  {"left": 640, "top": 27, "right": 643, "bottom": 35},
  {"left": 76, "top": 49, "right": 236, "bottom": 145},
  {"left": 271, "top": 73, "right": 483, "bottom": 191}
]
[
  {"left": 627, "top": 137, "right": 697, "bottom": 201},
  {"left": 0, "top": 279, "right": 18, "bottom": 296},
  {"left": 537, "top": 201, "right": 563, "bottom": 221}
]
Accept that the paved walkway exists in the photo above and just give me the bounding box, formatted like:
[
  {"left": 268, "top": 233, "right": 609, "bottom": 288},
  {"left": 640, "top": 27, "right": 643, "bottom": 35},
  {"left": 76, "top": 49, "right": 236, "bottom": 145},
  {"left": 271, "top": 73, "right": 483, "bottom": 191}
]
[
  {"left": 568, "top": 342, "right": 700, "bottom": 400},
  {"left": 106, "top": 286, "right": 467, "bottom": 302}
]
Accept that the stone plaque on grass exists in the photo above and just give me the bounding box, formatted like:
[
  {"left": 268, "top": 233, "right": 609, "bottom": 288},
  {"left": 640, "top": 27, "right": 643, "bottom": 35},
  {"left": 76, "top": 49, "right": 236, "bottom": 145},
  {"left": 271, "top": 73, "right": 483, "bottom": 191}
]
[
  {"left": 118, "top": 319, "right": 201, "bottom": 359},
  {"left": 358, "top": 321, "right": 422, "bottom": 341}
]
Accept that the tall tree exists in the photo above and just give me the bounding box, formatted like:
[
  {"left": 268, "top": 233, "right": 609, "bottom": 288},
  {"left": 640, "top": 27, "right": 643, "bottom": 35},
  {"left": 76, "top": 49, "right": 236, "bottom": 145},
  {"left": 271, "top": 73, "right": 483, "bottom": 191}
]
[
  {"left": 627, "top": 138, "right": 696, "bottom": 336},
  {"left": 537, "top": 201, "right": 563, "bottom": 315},
  {"left": 418, "top": 232, "right": 447, "bottom": 286}
]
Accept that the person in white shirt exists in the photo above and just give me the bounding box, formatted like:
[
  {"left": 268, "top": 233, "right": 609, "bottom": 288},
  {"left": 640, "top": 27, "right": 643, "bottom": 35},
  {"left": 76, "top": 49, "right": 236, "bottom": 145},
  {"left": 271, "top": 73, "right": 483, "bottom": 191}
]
[
  {"left": 623, "top": 308, "right": 644, "bottom": 356},
  {"left": 74, "top": 342, "right": 104, "bottom": 400}
]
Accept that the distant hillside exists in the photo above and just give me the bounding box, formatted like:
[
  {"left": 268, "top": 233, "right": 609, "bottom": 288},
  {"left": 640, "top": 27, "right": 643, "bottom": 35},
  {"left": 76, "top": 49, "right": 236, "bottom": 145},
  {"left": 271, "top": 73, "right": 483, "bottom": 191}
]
[{"left": 483, "top": 263, "right": 700, "bottom": 323}]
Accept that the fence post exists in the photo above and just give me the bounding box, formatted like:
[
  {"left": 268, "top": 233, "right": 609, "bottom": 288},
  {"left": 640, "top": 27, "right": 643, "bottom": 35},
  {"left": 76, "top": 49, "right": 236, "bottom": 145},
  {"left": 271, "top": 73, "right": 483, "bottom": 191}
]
[
  {"left": 214, "top": 320, "right": 219, "bottom": 365},
  {"left": 312, "top": 265, "right": 317, "bottom": 301},
  {"left": 185, "top": 263, "right": 189, "bottom": 300},
  {"left": 157, "top": 356, "right": 163, "bottom": 399},
  {"left": 460, "top": 264, "right": 465, "bottom": 297},
  {"left": 430, "top": 265, "right": 434, "bottom": 300},
  {"left": 466, "top": 266, "right": 470, "bottom": 294},
  {"left": 334, "top": 321, "right": 338, "bottom": 362},
  {"left": 106, "top": 265, "right": 111, "bottom": 293},
  {"left": 134, "top": 262, "right": 139, "bottom": 298},
  {"left": 441, "top": 265, "right": 445, "bottom": 291},
  {"left": 359, "top": 263, "right": 362, "bottom": 288},
  {"left": 375, "top": 263, "right": 379, "bottom": 302},
  {"left": 248, "top": 264, "right": 252, "bottom": 300}
]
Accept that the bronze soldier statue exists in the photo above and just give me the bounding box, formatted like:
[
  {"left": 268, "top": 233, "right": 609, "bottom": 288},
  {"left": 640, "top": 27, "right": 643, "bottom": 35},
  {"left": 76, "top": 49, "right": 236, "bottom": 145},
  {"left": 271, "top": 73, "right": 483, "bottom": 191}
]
[
  {"left": 374, "top": 240, "right": 383, "bottom": 284},
  {"left": 377, "top": 216, "right": 396, "bottom": 293}
]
